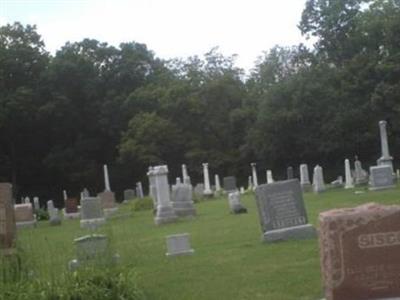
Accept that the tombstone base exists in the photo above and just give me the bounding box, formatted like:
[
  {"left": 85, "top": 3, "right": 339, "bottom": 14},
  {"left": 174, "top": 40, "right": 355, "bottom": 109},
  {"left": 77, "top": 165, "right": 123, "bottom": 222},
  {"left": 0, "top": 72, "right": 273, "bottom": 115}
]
[
  {"left": 80, "top": 218, "right": 106, "bottom": 229},
  {"left": 155, "top": 205, "right": 178, "bottom": 225},
  {"left": 301, "top": 183, "right": 312, "bottom": 192},
  {"left": 104, "top": 207, "right": 119, "bottom": 218},
  {"left": 231, "top": 204, "right": 247, "bottom": 214},
  {"left": 166, "top": 249, "right": 194, "bottom": 257},
  {"left": 63, "top": 210, "right": 81, "bottom": 219},
  {"left": 262, "top": 224, "right": 316, "bottom": 243},
  {"left": 369, "top": 184, "right": 395, "bottom": 191},
  {"left": 16, "top": 220, "right": 36, "bottom": 229},
  {"left": 172, "top": 202, "right": 196, "bottom": 217}
]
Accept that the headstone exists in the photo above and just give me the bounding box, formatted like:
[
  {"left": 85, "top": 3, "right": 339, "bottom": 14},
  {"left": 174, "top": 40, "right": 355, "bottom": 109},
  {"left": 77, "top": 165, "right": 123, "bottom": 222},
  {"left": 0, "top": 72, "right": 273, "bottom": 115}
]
[
  {"left": 240, "top": 187, "right": 245, "bottom": 194},
  {"left": 64, "top": 197, "right": 80, "bottom": 219},
  {"left": 202, "top": 163, "right": 213, "bottom": 196},
  {"left": 247, "top": 176, "right": 253, "bottom": 191},
  {"left": 98, "top": 191, "right": 118, "bottom": 217},
  {"left": 63, "top": 190, "right": 68, "bottom": 201},
  {"left": 377, "top": 120, "right": 393, "bottom": 172},
  {"left": 287, "top": 166, "right": 294, "bottom": 180},
  {"left": 319, "top": 203, "right": 400, "bottom": 300},
  {"left": 299, "top": 164, "right": 311, "bottom": 192},
  {"left": 165, "top": 233, "right": 194, "bottom": 256},
  {"left": 0, "top": 183, "right": 17, "bottom": 253},
  {"left": 266, "top": 170, "right": 274, "bottom": 184},
  {"left": 228, "top": 192, "right": 247, "bottom": 214},
  {"left": 181, "top": 164, "right": 190, "bottom": 184},
  {"left": 255, "top": 179, "right": 316, "bottom": 242},
  {"left": 80, "top": 197, "right": 105, "bottom": 229},
  {"left": 24, "top": 197, "right": 30, "bottom": 204},
  {"left": 69, "top": 234, "right": 118, "bottom": 270},
  {"left": 397, "top": 169, "right": 400, "bottom": 180},
  {"left": 171, "top": 182, "right": 196, "bottom": 217},
  {"left": 312, "top": 165, "right": 326, "bottom": 193},
  {"left": 193, "top": 184, "right": 204, "bottom": 199},
  {"left": 344, "top": 159, "right": 354, "bottom": 189},
  {"left": 82, "top": 188, "right": 90, "bottom": 198},
  {"left": 136, "top": 182, "right": 144, "bottom": 199},
  {"left": 330, "top": 176, "right": 343, "bottom": 188},
  {"left": 47, "top": 200, "right": 61, "bottom": 226},
  {"left": 154, "top": 165, "right": 178, "bottom": 225},
  {"left": 214, "top": 174, "right": 221, "bottom": 192},
  {"left": 103, "top": 164, "right": 111, "bottom": 191},
  {"left": 223, "top": 176, "right": 237, "bottom": 193},
  {"left": 14, "top": 203, "right": 36, "bottom": 228},
  {"left": 123, "top": 189, "right": 135, "bottom": 201},
  {"left": 354, "top": 156, "right": 368, "bottom": 185},
  {"left": 251, "top": 163, "right": 258, "bottom": 189},
  {"left": 147, "top": 167, "right": 158, "bottom": 210},
  {"left": 33, "top": 196, "right": 40, "bottom": 211},
  {"left": 369, "top": 165, "right": 395, "bottom": 191}
]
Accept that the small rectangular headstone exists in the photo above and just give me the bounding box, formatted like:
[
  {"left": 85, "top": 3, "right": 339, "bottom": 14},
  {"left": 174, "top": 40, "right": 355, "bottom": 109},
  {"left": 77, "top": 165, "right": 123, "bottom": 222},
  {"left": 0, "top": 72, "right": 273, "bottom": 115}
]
[
  {"left": 166, "top": 233, "right": 194, "bottom": 256},
  {"left": 319, "top": 203, "right": 400, "bottom": 300},
  {"left": 98, "top": 191, "right": 116, "bottom": 209},
  {"left": 369, "top": 165, "right": 395, "bottom": 191},
  {"left": 81, "top": 197, "right": 104, "bottom": 220},
  {"left": 255, "top": 179, "right": 316, "bottom": 242},
  {"left": 123, "top": 189, "right": 135, "bottom": 201},
  {"left": 223, "top": 176, "right": 237, "bottom": 193}
]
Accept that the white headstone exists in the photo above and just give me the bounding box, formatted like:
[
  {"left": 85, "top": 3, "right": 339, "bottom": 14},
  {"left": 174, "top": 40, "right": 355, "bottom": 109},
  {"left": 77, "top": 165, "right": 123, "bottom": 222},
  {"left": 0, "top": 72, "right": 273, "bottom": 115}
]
[
  {"left": 248, "top": 176, "right": 253, "bottom": 191},
  {"left": 251, "top": 163, "right": 258, "bottom": 189},
  {"left": 266, "top": 170, "right": 274, "bottom": 184},
  {"left": 202, "top": 163, "right": 213, "bottom": 196},
  {"left": 47, "top": 200, "right": 61, "bottom": 226},
  {"left": 182, "top": 164, "right": 189, "bottom": 182},
  {"left": 33, "top": 197, "right": 40, "bottom": 211},
  {"left": 63, "top": 190, "right": 68, "bottom": 201},
  {"left": 344, "top": 159, "right": 354, "bottom": 189},
  {"left": 377, "top": 120, "right": 393, "bottom": 171},
  {"left": 228, "top": 191, "right": 247, "bottom": 214},
  {"left": 214, "top": 174, "right": 221, "bottom": 192},
  {"left": 312, "top": 165, "right": 326, "bottom": 193},
  {"left": 103, "top": 164, "right": 111, "bottom": 191},
  {"left": 24, "top": 197, "right": 30, "bottom": 204},
  {"left": 154, "top": 165, "right": 178, "bottom": 225},
  {"left": 147, "top": 167, "right": 157, "bottom": 208}
]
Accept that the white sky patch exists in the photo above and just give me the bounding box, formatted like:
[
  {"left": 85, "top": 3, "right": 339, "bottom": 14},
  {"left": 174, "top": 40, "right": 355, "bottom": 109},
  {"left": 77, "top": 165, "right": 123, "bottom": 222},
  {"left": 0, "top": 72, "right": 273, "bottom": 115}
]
[{"left": 2, "top": 0, "right": 311, "bottom": 71}]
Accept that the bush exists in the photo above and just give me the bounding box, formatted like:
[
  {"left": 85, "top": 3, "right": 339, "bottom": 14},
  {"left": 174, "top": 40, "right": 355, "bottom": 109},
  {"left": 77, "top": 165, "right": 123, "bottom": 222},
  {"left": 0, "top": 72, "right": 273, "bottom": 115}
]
[{"left": 132, "top": 197, "right": 154, "bottom": 211}]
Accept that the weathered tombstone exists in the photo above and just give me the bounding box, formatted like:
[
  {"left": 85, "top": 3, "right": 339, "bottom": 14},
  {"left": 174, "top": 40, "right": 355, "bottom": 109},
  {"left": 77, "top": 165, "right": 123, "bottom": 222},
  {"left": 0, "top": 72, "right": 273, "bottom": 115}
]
[
  {"left": 240, "top": 187, "right": 245, "bottom": 194},
  {"left": 299, "top": 164, "right": 311, "bottom": 192},
  {"left": 136, "top": 182, "right": 144, "bottom": 199},
  {"left": 202, "top": 163, "right": 213, "bottom": 196},
  {"left": 33, "top": 196, "right": 40, "bottom": 211},
  {"left": 193, "top": 183, "right": 204, "bottom": 199},
  {"left": 228, "top": 192, "right": 247, "bottom": 214},
  {"left": 80, "top": 197, "right": 105, "bottom": 229},
  {"left": 223, "top": 176, "right": 237, "bottom": 193},
  {"left": 377, "top": 120, "right": 393, "bottom": 172},
  {"left": 247, "top": 176, "right": 253, "bottom": 191},
  {"left": 287, "top": 166, "right": 294, "bottom": 180},
  {"left": 255, "top": 179, "right": 316, "bottom": 242},
  {"left": 97, "top": 191, "right": 118, "bottom": 216},
  {"left": 354, "top": 156, "right": 368, "bottom": 185},
  {"left": 165, "top": 233, "right": 194, "bottom": 256},
  {"left": 0, "top": 183, "right": 17, "bottom": 253},
  {"left": 14, "top": 203, "right": 36, "bottom": 228},
  {"left": 47, "top": 200, "right": 61, "bottom": 226},
  {"left": 214, "top": 174, "right": 221, "bottom": 192},
  {"left": 147, "top": 167, "right": 158, "bottom": 212},
  {"left": 63, "top": 190, "right": 68, "bottom": 201},
  {"left": 312, "top": 165, "right": 326, "bottom": 193},
  {"left": 63, "top": 197, "right": 80, "bottom": 219},
  {"left": 369, "top": 165, "right": 395, "bottom": 191},
  {"left": 171, "top": 182, "right": 196, "bottom": 217},
  {"left": 68, "top": 234, "right": 118, "bottom": 270},
  {"left": 123, "top": 189, "right": 135, "bottom": 201},
  {"left": 251, "top": 163, "right": 258, "bottom": 188},
  {"left": 344, "top": 159, "right": 354, "bottom": 189},
  {"left": 266, "top": 170, "right": 274, "bottom": 184},
  {"left": 319, "top": 203, "right": 400, "bottom": 300},
  {"left": 154, "top": 165, "right": 178, "bottom": 225}
]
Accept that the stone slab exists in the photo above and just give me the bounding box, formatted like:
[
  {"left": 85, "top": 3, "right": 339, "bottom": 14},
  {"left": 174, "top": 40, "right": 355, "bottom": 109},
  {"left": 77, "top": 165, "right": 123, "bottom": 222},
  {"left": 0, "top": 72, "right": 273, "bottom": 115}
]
[
  {"left": 262, "top": 223, "right": 316, "bottom": 242},
  {"left": 166, "top": 233, "right": 194, "bottom": 256}
]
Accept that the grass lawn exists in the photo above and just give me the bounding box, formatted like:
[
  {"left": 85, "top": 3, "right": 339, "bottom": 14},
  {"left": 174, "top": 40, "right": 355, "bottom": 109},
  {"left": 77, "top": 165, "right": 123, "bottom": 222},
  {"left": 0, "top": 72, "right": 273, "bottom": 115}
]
[{"left": 17, "top": 184, "right": 400, "bottom": 300}]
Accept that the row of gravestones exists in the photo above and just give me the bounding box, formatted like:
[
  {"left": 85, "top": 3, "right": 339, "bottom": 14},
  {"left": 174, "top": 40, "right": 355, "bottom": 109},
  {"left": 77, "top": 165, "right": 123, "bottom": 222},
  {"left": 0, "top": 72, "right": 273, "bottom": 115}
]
[{"left": 166, "top": 178, "right": 400, "bottom": 299}]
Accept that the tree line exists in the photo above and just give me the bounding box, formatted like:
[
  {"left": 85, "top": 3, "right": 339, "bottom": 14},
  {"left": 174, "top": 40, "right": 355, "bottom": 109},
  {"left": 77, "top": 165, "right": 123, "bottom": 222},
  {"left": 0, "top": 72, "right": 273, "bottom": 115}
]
[{"left": 1, "top": 0, "right": 399, "bottom": 204}]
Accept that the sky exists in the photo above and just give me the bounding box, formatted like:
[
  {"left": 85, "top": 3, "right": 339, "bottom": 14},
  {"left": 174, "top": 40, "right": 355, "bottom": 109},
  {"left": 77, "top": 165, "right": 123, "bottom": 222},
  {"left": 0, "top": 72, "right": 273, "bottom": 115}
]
[{"left": 1, "top": 0, "right": 311, "bottom": 71}]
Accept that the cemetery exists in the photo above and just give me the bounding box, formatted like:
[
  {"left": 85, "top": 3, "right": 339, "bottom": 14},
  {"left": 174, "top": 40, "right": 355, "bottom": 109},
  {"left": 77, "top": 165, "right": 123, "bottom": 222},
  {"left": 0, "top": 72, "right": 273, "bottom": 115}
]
[{"left": 1, "top": 0, "right": 400, "bottom": 299}]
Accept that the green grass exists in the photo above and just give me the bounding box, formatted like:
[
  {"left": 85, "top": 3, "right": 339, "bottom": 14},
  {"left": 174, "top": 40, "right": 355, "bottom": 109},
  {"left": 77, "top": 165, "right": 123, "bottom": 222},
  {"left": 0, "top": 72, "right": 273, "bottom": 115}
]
[{"left": 14, "top": 184, "right": 400, "bottom": 300}]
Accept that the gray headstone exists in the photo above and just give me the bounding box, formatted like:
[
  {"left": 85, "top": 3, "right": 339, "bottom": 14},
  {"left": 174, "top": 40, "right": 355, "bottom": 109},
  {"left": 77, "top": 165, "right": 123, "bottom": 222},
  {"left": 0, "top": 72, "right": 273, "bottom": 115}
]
[
  {"left": 136, "top": 182, "right": 144, "bottom": 199},
  {"left": 194, "top": 184, "right": 204, "bottom": 198},
  {"left": 312, "top": 165, "right": 326, "bottom": 193},
  {"left": 97, "top": 191, "right": 116, "bottom": 209},
  {"left": 123, "top": 189, "right": 135, "bottom": 201},
  {"left": 255, "top": 179, "right": 316, "bottom": 242},
  {"left": 80, "top": 197, "right": 104, "bottom": 226},
  {"left": 287, "top": 166, "right": 294, "bottom": 180},
  {"left": 171, "top": 183, "right": 196, "bottom": 217},
  {"left": 47, "top": 200, "right": 61, "bottom": 226},
  {"left": 82, "top": 188, "right": 90, "bottom": 198},
  {"left": 228, "top": 192, "right": 247, "bottom": 214},
  {"left": 369, "top": 165, "right": 395, "bottom": 191},
  {"left": 165, "top": 233, "right": 194, "bottom": 256},
  {"left": 33, "top": 197, "right": 40, "bottom": 211},
  {"left": 223, "top": 176, "right": 237, "bottom": 193},
  {"left": 153, "top": 165, "right": 177, "bottom": 225}
]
